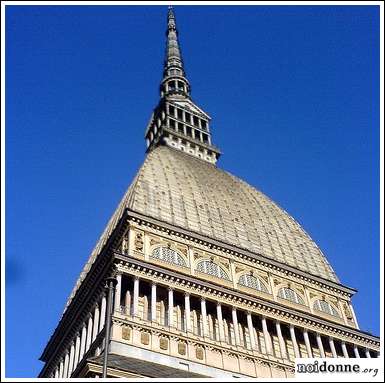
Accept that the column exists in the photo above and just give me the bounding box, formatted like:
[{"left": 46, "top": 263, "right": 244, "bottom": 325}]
[
  {"left": 54, "top": 367, "right": 59, "bottom": 378},
  {"left": 63, "top": 351, "right": 69, "bottom": 378},
  {"left": 114, "top": 273, "right": 122, "bottom": 312},
  {"left": 217, "top": 303, "right": 225, "bottom": 341},
  {"left": 365, "top": 349, "right": 371, "bottom": 358},
  {"left": 341, "top": 341, "right": 349, "bottom": 358},
  {"left": 232, "top": 308, "right": 241, "bottom": 345},
  {"left": 185, "top": 293, "right": 191, "bottom": 332},
  {"left": 261, "top": 316, "right": 272, "bottom": 354},
  {"left": 303, "top": 330, "right": 313, "bottom": 358},
  {"left": 276, "top": 321, "right": 288, "bottom": 359},
  {"left": 79, "top": 323, "right": 87, "bottom": 361},
  {"left": 58, "top": 358, "right": 64, "bottom": 378},
  {"left": 92, "top": 304, "right": 100, "bottom": 342},
  {"left": 316, "top": 333, "right": 325, "bottom": 358},
  {"left": 329, "top": 338, "right": 337, "bottom": 358},
  {"left": 201, "top": 298, "right": 207, "bottom": 337},
  {"left": 124, "top": 290, "right": 131, "bottom": 315},
  {"left": 247, "top": 312, "right": 256, "bottom": 350},
  {"left": 168, "top": 288, "right": 174, "bottom": 327},
  {"left": 85, "top": 314, "right": 93, "bottom": 352},
  {"left": 354, "top": 345, "right": 360, "bottom": 358},
  {"left": 133, "top": 277, "right": 139, "bottom": 317},
  {"left": 290, "top": 325, "right": 301, "bottom": 358},
  {"left": 99, "top": 294, "right": 106, "bottom": 330},
  {"left": 151, "top": 282, "right": 157, "bottom": 322},
  {"left": 68, "top": 341, "right": 75, "bottom": 377},
  {"left": 74, "top": 332, "right": 81, "bottom": 370}
]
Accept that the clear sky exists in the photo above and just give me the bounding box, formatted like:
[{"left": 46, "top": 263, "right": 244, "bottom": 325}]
[{"left": 5, "top": 4, "right": 380, "bottom": 378}]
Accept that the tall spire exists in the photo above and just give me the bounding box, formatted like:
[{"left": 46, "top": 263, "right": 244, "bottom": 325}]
[
  {"left": 160, "top": 6, "right": 191, "bottom": 98},
  {"left": 145, "top": 7, "right": 221, "bottom": 164}
]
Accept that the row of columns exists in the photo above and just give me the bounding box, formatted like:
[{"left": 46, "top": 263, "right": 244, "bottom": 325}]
[
  {"left": 168, "top": 103, "right": 205, "bottom": 131},
  {"left": 114, "top": 275, "right": 375, "bottom": 361},
  {"left": 167, "top": 103, "right": 211, "bottom": 144},
  {"left": 52, "top": 274, "right": 376, "bottom": 377},
  {"left": 168, "top": 118, "right": 210, "bottom": 145},
  {"left": 54, "top": 294, "right": 107, "bottom": 378}
]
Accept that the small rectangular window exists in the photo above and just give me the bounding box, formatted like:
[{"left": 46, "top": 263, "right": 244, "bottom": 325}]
[
  {"left": 186, "top": 126, "right": 192, "bottom": 137},
  {"left": 201, "top": 120, "right": 207, "bottom": 130},
  {"left": 169, "top": 119, "right": 175, "bottom": 129},
  {"left": 193, "top": 116, "right": 199, "bottom": 126},
  {"left": 169, "top": 105, "right": 175, "bottom": 116},
  {"left": 177, "top": 109, "right": 183, "bottom": 120},
  {"left": 202, "top": 133, "right": 208, "bottom": 143},
  {"left": 178, "top": 123, "right": 184, "bottom": 134}
]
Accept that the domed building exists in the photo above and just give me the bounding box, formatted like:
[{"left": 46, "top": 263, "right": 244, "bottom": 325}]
[{"left": 39, "top": 7, "right": 379, "bottom": 378}]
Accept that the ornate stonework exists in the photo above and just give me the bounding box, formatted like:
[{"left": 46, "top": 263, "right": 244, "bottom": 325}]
[
  {"left": 160, "top": 337, "right": 169, "bottom": 350},
  {"left": 121, "top": 326, "right": 131, "bottom": 341},
  {"left": 178, "top": 341, "right": 186, "bottom": 355},
  {"left": 195, "top": 346, "right": 204, "bottom": 360},
  {"left": 140, "top": 331, "right": 150, "bottom": 345}
]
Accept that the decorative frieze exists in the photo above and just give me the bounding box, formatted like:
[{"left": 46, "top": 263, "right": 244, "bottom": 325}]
[{"left": 127, "top": 219, "right": 354, "bottom": 310}]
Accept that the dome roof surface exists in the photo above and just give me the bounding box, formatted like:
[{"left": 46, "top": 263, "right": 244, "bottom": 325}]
[
  {"left": 66, "top": 145, "right": 338, "bottom": 311},
  {"left": 129, "top": 145, "right": 338, "bottom": 282}
]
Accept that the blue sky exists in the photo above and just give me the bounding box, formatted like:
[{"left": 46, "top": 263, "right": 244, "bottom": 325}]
[{"left": 5, "top": 5, "right": 380, "bottom": 378}]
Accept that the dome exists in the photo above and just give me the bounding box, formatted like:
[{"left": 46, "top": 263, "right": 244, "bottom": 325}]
[
  {"left": 129, "top": 145, "right": 338, "bottom": 282},
  {"left": 66, "top": 144, "right": 338, "bottom": 311}
]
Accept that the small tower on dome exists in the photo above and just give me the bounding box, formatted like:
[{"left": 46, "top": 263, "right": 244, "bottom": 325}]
[{"left": 144, "top": 6, "right": 221, "bottom": 164}]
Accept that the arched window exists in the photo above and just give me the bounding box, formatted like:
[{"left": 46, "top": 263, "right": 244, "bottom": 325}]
[
  {"left": 151, "top": 247, "right": 187, "bottom": 267},
  {"left": 196, "top": 260, "right": 230, "bottom": 280},
  {"left": 238, "top": 274, "right": 269, "bottom": 293},
  {"left": 277, "top": 287, "right": 305, "bottom": 305},
  {"left": 313, "top": 300, "right": 340, "bottom": 317}
]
